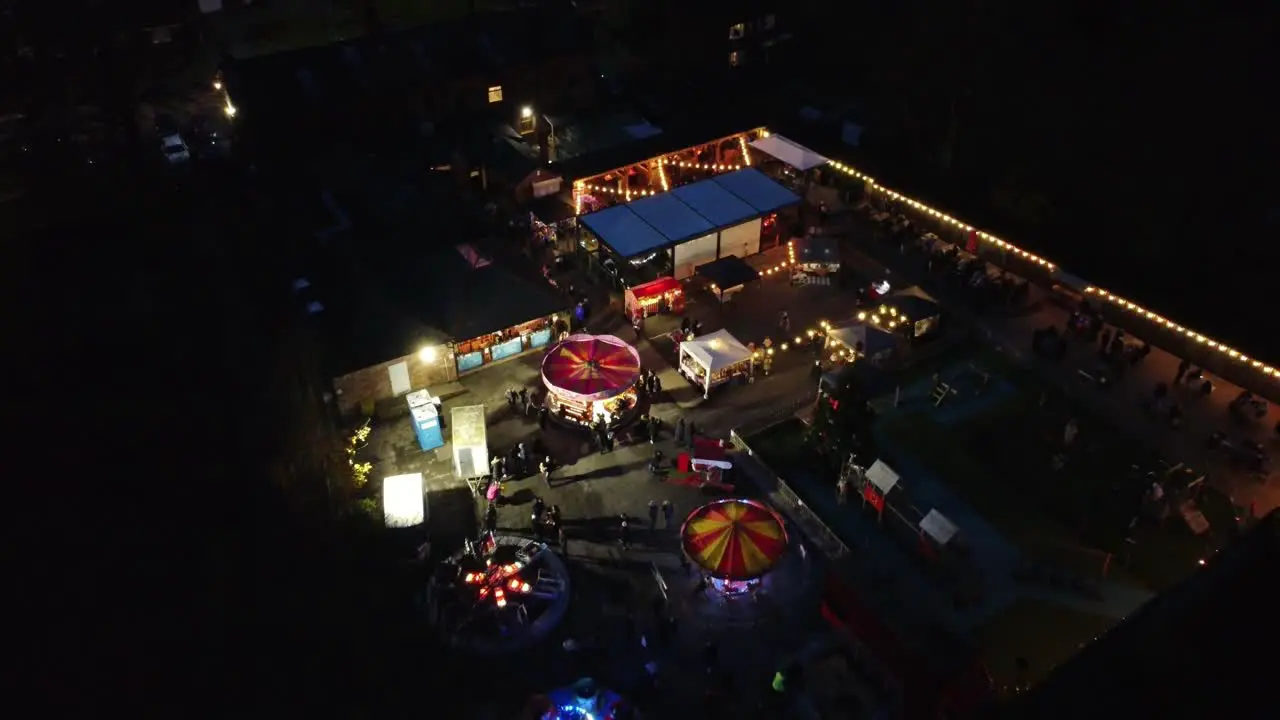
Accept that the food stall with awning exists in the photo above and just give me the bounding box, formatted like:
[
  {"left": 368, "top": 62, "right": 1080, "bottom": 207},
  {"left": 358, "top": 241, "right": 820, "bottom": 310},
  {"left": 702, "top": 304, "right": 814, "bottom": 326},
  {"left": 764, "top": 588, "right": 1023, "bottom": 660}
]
[
  {"left": 681, "top": 497, "right": 789, "bottom": 595},
  {"left": 695, "top": 255, "right": 760, "bottom": 303},
  {"left": 624, "top": 276, "right": 685, "bottom": 321},
  {"left": 678, "top": 328, "right": 754, "bottom": 398}
]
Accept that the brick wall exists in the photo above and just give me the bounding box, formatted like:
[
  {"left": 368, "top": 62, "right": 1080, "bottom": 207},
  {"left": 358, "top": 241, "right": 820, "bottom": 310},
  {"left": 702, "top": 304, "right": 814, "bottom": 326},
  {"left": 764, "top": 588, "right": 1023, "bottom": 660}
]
[{"left": 333, "top": 350, "right": 458, "bottom": 418}]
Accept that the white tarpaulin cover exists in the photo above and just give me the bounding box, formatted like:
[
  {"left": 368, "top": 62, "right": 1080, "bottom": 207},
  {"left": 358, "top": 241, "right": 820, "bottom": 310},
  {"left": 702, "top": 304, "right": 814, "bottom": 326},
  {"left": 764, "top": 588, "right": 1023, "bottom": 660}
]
[
  {"left": 750, "top": 134, "right": 830, "bottom": 171},
  {"left": 919, "top": 509, "right": 959, "bottom": 545},
  {"left": 681, "top": 329, "right": 752, "bottom": 373},
  {"left": 383, "top": 473, "right": 425, "bottom": 528},
  {"left": 865, "top": 460, "right": 900, "bottom": 494},
  {"left": 450, "top": 405, "right": 489, "bottom": 478}
]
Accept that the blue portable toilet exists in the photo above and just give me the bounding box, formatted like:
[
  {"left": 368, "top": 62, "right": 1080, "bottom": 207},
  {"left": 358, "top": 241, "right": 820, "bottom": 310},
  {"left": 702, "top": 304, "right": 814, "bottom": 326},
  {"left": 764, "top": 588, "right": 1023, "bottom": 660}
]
[{"left": 411, "top": 403, "right": 444, "bottom": 452}]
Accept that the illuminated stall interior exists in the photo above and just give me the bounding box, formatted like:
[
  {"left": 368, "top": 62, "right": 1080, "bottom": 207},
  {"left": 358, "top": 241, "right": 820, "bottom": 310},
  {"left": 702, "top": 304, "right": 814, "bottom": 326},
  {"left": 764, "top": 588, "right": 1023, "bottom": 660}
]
[
  {"left": 571, "top": 128, "right": 767, "bottom": 215},
  {"left": 624, "top": 276, "right": 685, "bottom": 321}
]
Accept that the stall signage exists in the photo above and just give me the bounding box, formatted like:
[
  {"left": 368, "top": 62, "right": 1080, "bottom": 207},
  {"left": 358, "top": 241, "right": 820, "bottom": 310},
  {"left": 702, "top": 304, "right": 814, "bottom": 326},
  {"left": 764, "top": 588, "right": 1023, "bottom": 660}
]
[{"left": 490, "top": 336, "right": 526, "bottom": 361}]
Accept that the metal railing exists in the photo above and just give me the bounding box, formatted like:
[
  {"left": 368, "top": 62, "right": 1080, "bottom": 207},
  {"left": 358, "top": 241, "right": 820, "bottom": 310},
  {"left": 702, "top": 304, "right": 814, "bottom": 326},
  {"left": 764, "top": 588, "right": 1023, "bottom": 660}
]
[{"left": 730, "top": 425, "right": 852, "bottom": 561}]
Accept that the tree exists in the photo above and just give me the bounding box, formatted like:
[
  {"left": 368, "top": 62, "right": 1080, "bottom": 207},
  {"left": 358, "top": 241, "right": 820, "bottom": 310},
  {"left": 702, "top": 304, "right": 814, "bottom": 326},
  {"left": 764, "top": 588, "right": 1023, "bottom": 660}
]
[{"left": 808, "top": 372, "right": 876, "bottom": 470}]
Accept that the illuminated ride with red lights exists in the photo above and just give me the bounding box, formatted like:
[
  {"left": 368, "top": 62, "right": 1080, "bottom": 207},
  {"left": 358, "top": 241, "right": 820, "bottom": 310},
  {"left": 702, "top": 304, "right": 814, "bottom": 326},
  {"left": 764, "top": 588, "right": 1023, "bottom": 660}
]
[
  {"left": 680, "top": 498, "right": 789, "bottom": 595},
  {"left": 425, "top": 533, "right": 571, "bottom": 655},
  {"left": 541, "top": 334, "right": 642, "bottom": 426}
]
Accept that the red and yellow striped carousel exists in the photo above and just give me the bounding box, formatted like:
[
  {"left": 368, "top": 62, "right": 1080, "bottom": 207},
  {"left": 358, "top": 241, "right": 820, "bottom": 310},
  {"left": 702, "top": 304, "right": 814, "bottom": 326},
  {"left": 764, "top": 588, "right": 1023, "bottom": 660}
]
[{"left": 680, "top": 498, "right": 789, "bottom": 595}]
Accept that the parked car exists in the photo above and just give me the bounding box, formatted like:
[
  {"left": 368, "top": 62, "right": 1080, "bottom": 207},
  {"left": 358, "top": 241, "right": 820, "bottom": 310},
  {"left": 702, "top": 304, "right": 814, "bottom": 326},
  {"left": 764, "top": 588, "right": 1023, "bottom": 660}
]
[{"left": 160, "top": 132, "right": 190, "bottom": 164}]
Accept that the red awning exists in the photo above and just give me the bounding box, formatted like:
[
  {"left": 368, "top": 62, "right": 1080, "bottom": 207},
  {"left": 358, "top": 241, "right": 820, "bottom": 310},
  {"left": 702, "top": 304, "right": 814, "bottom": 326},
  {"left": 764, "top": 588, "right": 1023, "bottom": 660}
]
[{"left": 629, "top": 276, "right": 682, "bottom": 300}]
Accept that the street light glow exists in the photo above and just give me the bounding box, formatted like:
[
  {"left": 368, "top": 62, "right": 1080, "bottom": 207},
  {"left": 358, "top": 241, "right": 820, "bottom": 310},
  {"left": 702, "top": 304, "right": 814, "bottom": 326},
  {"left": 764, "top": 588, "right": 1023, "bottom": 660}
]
[
  {"left": 418, "top": 346, "right": 437, "bottom": 363},
  {"left": 521, "top": 106, "right": 533, "bottom": 119}
]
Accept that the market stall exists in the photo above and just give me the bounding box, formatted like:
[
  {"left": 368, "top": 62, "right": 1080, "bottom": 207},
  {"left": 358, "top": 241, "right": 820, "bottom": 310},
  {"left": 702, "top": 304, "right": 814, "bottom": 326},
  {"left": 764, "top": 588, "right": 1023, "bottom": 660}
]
[
  {"left": 827, "top": 323, "right": 897, "bottom": 364},
  {"left": 451, "top": 405, "right": 490, "bottom": 494},
  {"left": 681, "top": 497, "right": 789, "bottom": 595},
  {"left": 678, "top": 329, "right": 753, "bottom": 398},
  {"left": 858, "top": 295, "right": 943, "bottom": 341},
  {"left": 541, "top": 334, "right": 643, "bottom": 426},
  {"left": 791, "top": 235, "right": 841, "bottom": 276},
  {"left": 885, "top": 294, "right": 942, "bottom": 340},
  {"left": 624, "top": 276, "right": 685, "bottom": 321}
]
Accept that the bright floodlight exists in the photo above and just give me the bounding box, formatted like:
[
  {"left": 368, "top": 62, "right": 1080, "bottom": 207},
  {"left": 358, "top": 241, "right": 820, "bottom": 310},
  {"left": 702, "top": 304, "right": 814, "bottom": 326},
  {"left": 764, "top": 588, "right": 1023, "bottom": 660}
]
[
  {"left": 418, "top": 345, "right": 437, "bottom": 363},
  {"left": 383, "top": 473, "right": 425, "bottom": 528},
  {"left": 521, "top": 106, "right": 533, "bottom": 119},
  {"left": 224, "top": 102, "right": 237, "bottom": 118}
]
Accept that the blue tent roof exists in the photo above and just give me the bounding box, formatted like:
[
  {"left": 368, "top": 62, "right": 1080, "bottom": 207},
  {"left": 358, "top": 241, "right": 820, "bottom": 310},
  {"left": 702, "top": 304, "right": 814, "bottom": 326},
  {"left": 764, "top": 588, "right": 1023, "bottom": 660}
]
[
  {"left": 711, "top": 168, "right": 801, "bottom": 214},
  {"left": 580, "top": 204, "right": 670, "bottom": 258},
  {"left": 672, "top": 180, "right": 757, "bottom": 228},
  {"left": 627, "top": 193, "right": 715, "bottom": 244}
]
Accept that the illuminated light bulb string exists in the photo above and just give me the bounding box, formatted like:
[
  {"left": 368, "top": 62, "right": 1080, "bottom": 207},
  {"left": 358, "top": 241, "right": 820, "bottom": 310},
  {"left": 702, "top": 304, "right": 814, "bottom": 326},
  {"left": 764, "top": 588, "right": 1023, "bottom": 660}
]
[{"left": 823, "top": 159, "right": 1280, "bottom": 378}]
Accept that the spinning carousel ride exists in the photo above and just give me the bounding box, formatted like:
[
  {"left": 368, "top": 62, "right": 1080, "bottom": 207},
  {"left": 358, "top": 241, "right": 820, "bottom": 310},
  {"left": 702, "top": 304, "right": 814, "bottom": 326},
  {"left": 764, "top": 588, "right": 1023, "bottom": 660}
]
[
  {"left": 680, "top": 498, "right": 789, "bottom": 595},
  {"left": 425, "top": 534, "right": 571, "bottom": 655},
  {"left": 542, "top": 334, "right": 642, "bottom": 426}
]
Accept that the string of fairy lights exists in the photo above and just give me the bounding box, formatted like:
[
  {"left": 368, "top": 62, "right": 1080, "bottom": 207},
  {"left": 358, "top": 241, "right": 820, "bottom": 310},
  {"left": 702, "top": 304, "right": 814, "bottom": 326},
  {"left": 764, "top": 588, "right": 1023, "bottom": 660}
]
[{"left": 823, "top": 159, "right": 1279, "bottom": 379}]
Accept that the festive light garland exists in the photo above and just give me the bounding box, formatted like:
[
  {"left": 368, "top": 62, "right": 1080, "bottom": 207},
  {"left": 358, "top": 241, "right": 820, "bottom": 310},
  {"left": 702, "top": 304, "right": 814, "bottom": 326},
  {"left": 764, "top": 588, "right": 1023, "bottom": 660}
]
[
  {"left": 577, "top": 183, "right": 657, "bottom": 199},
  {"left": 739, "top": 136, "right": 752, "bottom": 166},
  {"left": 663, "top": 159, "right": 744, "bottom": 172},
  {"left": 823, "top": 159, "right": 1279, "bottom": 379}
]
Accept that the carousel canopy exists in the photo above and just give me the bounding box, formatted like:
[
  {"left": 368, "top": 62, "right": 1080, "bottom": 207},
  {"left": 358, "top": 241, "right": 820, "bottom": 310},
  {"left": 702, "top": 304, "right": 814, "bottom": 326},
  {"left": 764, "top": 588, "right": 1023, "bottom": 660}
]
[
  {"left": 749, "top": 134, "right": 830, "bottom": 171},
  {"left": 681, "top": 498, "right": 788, "bottom": 580},
  {"left": 710, "top": 168, "right": 801, "bottom": 214},
  {"left": 681, "top": 329, "right": 752, "bottom": 372},
  {"left": 541, "top": 334, "right": 642, "bottom": 401}
]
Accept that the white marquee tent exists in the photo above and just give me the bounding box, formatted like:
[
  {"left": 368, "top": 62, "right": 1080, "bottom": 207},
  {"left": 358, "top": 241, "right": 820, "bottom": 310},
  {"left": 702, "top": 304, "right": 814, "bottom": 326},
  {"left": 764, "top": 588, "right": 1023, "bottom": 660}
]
[
  {"left": 749, "top": 134, "right": 830, "bottom": 172},
  {"left": 679, "top": 329, "right": 754, "bottom": 398}
]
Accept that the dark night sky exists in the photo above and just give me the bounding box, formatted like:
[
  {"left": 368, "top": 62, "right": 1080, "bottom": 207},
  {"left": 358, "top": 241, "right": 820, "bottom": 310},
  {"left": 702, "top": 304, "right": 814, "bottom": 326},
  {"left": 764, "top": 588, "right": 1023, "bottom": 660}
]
[{"left": 820, "top": 0, "right": 1280, "bottom": 359}]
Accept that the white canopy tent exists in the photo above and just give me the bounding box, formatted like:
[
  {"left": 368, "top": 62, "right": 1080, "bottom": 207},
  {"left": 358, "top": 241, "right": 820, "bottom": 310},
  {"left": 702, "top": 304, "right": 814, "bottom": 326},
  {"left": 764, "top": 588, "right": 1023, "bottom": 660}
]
[
  {"left": 865, "top": 460, "right": 900, "bottom": 494},
  {"left": 679, "top": 329, "right": 754, "bottom": 398},
  {"left": 919, "top": 509, "right": 960, "bottom": 546},
  {"left": 749, "top": 134, "right": 830, "bottom": 172}
]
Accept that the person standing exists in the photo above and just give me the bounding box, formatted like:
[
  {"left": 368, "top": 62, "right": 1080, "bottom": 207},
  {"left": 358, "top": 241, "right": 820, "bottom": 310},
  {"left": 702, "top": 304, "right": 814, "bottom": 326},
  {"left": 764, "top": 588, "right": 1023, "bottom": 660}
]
[
  {"left": 538, "top": 403, "right": 549, "bottom": 430},
  {"left": 540, "top": 455, "right": 553, "bottom": 488},
  {"left": 648, "top": 416, "right": 659, "bottom": 444},
  {"left": 619, "top": 513, "right": 632, "bottom": 550},
  {"left": 661, "top": 499, "right": 674, "bottom": 529},
  {"left": 647, "top": 500, "right": 659, "bottom": 531},
  {"left": 675, "top": 417, "right": 687, "bottom": 445},
  {"left": 518, "top": 388, "right": 530, "bottom": 415},
  {"left": 1174, "top": 357, "right": 1191, "bottom": 385}
]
